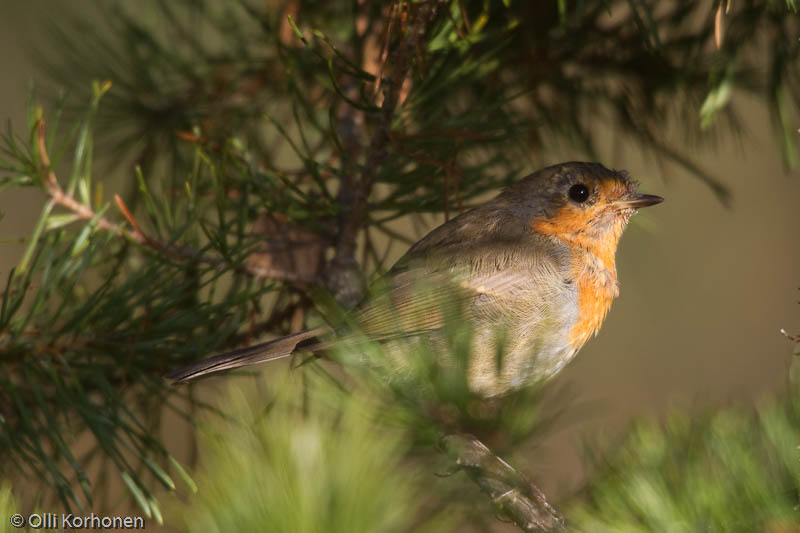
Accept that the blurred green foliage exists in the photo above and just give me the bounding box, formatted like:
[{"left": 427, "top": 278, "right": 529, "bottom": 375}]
[
  {"left": 569, "top": 383, "right": 800, "bottom": 531},
  {"left": 176, "top": 375, "right": 458, "bottom": 533}
]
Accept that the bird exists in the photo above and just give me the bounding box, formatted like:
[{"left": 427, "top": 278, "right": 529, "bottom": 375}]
[{"left": 165, "top": 162, "right": 663, "bottom": 396}]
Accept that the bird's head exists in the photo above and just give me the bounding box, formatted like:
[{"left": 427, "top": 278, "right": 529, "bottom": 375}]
[{"left": 504, "top": 162, "right": 663, "bottom": 262}]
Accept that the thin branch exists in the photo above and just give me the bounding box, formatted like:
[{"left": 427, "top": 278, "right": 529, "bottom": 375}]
[
  {"left": 338, "top": 1, "right": 439, "bottom": 260},
  {"left": 35, "top": 118, "right": 312, "bottom": 284},
  {"left": 441, "top": 434, "right": 566, "bottom": 533},
  {"left": 326, "top": 0, "right": 440, "bottom": 306},
  {"left": 37, "top": 119, "right": 140, "bottom": 241}
]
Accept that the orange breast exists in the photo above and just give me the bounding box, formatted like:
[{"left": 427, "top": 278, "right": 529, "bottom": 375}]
[
  {"left": 531, "top": 209, "right": 621, "bottom": 351},
  {"left": 568, "top": 261, "right": 617, "bottom": 349}
]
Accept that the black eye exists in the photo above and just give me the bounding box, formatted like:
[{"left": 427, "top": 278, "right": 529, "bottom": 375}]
[{"left": 568, "top": 183, "right": 590, "bottom": 203}]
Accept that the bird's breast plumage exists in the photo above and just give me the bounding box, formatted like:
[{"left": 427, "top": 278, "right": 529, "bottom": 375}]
[
  {"left": 461, "top": 230, "right": 623, "bottom": 395},
  {"left": 566, "top": 249, "right": 619, "bottom": 351}
]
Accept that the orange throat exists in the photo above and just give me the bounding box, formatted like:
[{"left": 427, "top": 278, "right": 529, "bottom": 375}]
[{"left": 531, "top": 215, "right": 622, "bottom": 350}]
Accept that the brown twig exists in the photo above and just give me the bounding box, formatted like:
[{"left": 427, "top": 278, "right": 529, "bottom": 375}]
[
  {"left": 441, "top": 434, "right": 566, "bottom": 532},
  {"left": 37, "top": 118, "right": 145, "bottom": 243},
  {"left": 458, "top": 0, "right": 472, "bottom": 34}
]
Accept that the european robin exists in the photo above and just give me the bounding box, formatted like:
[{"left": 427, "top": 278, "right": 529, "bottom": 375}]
[{"left": 167, "top": 162, "right": 663, "bottom": 396}]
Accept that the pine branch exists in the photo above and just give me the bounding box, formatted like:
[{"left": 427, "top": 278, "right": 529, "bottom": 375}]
[
  {"left": 35, "top": 117, "right": 142, "bottom": 242},
  {"left": 325, "top": 0, "right": 441, "bottom": 308},
  {"left": 35, "top": 116, "right": 314, "bottom": 285},
  {"left": 442, "top": 434, "right": 566, "bottom": 532}
]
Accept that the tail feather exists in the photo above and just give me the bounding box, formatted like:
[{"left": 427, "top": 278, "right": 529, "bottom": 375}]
[{"left": 165, "top": 327, "right": 329, "bottom": 384}]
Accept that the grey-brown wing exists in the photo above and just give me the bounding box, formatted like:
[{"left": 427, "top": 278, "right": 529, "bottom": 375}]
[
  {"left": 355, "top": 234, "right": 571, "bottom": 341},
  {"left": 354, "top": 267, "right": 471, "bottom": 338}
]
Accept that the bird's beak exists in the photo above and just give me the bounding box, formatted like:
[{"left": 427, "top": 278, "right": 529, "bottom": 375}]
[{"left": 614, "top": 193, "right": 664, "bottom": 209}]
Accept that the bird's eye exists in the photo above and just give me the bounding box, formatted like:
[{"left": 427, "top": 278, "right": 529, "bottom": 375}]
[{"left": 568, "top": 183, "right": 590, "bottom": 203}]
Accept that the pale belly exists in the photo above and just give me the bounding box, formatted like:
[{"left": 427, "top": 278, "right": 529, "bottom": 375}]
[
  {"left": 465, "top": 317, "right": 579, "bottom": 397},
  {"left": 457, "top": 275, "right": 579, "bottom": 396}
]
